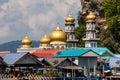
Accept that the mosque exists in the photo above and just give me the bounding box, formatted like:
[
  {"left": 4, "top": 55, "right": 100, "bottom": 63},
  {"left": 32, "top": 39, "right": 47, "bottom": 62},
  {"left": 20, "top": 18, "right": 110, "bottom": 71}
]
[
  {"left": 17, "top": 12, "right": 99, "bottom": 51},
  {"left": 17, "top": 13, "right": 79, "bottom": 52},
  {"left": 17, "top": 12, "right": 115, "bottom": 60}
]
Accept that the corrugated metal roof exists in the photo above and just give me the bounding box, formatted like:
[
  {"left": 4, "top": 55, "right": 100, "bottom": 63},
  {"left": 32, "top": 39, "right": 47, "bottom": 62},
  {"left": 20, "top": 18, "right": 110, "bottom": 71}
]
[
  {"left": 2, "top": 52, "right": 27, "bottom": 65},
  {"left": 0, "top": 56, "right": 7, "bottom": 66},
  {"left": 0, "top": 52, "right": 10, "bottom": 57},
  {"left": 54, "top": 48, "right": 91, "bottom": 57},
  {"left": 115, "top": 54, "right": 120, "bottom": 57},
  {"left": 37, "top": 58, "right": 44, "bottom": 61},
  {"left": 85, "top": 47, "right": 115, "bottom": 56},
  {"left": 54, "top": 47, "right": 115, "bottom": 58},
  {"left": 106, "top": 57, "right": 120, "bottom": 68},
  {"left": 32, "top": 50, "right": 61, "bottom": 58},
  {"left": 0, "top": 53, "right": 8, "bottom": 57},
  {"left": 45, "top": 58, "right": 67, "bottom": 66}
]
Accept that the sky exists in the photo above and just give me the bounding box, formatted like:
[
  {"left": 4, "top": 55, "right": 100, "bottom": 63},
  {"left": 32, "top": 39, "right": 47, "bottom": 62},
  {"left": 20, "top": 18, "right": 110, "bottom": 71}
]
[{"left": 0, "top": 0, "right": 81, "bottom": 44}]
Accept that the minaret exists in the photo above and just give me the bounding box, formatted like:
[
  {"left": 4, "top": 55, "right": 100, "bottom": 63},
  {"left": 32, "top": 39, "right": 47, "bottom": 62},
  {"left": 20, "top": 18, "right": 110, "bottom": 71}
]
[
  {"left": 65, "top": 14, "right": 78, "bottom": 48},
  {"left": 83, "top": 12, "right": 100, "bottom": 47}
]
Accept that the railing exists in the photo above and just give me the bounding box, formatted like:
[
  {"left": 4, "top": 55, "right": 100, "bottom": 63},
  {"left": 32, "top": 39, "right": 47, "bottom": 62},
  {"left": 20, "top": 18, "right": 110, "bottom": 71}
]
[{"left": 0, "top": 74, "right": 99, "bottom": 80}]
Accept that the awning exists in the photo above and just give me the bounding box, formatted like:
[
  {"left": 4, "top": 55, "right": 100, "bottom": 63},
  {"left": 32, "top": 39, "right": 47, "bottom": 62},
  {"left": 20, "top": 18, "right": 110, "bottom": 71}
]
[
  {"left": 38, "top": 68, "right": 57, "bottom": 70},
  {"left": 58, "top": 66, "right": 82, "bottom": 70}
]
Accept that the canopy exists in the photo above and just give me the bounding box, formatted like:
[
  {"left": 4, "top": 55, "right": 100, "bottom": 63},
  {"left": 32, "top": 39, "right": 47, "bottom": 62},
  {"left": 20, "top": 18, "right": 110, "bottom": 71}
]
[
  {"left": 38, "top": 68, "right": 57, "bottom": 70},
  {"left": 58, "top": 66, "right": 82, "bottom": 70}
]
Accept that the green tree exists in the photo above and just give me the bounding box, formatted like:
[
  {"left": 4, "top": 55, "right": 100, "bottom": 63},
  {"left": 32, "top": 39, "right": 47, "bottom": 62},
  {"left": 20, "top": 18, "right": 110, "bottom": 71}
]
[
  {"left": 100, "top": 0, "right": 120, "bottom": 54},
  {"left": 75, "top": 25, "right": 86, "bottom": 47}
]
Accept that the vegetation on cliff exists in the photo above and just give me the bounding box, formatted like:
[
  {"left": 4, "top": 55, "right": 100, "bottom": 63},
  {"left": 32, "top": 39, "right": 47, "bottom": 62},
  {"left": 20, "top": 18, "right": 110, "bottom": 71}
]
[
  {"left": 100, "top": 0, "right": 120, "bottom": 54},
  {"left": 76, "top": 0, "right": 120, "bottom": 54}
]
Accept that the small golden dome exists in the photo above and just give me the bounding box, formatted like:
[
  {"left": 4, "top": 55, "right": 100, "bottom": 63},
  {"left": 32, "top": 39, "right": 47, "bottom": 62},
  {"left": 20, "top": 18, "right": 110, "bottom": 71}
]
[
  {"left": 21, "top": 36, "right": 32, "bottom": 47},
  {"left": 86, "top": 12, "right": 96, "bottom": 22},
  {"left": 50, "top": 26, "right": 67, "bottom": 42},
  {"left": 65, "top": 14, "right": 75, "bottom": 23},
  {"left": 40, "top": 35, "right": 51, "bottom": 44}
]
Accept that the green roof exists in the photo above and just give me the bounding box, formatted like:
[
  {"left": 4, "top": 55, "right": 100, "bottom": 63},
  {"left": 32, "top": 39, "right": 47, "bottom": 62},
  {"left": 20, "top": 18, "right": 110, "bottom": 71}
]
[
  {"left": 54, "top": 47, "right": 115, "bottom": 58},
  {"left": 54, "top": 48, "right": 93, "bottom": 57},
  {"left": 84, "top": 47, "right": 115, "bottom": 57}
]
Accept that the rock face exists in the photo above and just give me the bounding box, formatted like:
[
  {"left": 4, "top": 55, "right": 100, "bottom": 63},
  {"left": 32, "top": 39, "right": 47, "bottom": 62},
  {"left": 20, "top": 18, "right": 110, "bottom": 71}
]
[{"left": 78, "top": 0, "right": 105, "bottom": 25}]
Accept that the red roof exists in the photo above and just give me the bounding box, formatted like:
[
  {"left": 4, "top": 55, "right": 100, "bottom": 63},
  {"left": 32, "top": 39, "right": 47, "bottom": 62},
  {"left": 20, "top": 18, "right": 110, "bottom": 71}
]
[
  {"left": 97, "top": 58, "right": 109, "bottom": 64},
  {"left": 0, "top": 52, "right": 10, "bottom": 57},
  {"left": 32, "top": 50, "right": 61, "bottom": 58},
  {"left": 97, "top": 58, "right": 104, "bottom": 62}
]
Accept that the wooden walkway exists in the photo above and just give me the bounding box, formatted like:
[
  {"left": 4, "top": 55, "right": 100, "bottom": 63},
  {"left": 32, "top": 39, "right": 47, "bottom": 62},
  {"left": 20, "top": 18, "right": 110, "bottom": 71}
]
[
  {"left": 0, "top": 74, "right": 58, "bottom": 80},
  {"left": 0, "top": 73, "right": 99, "bottom": 80},
  {"left": 0, "top": 76, "right": 58, "bottom": 80},
  {"left": 106, "top": 76, "right": 120, "bottom": 80}
]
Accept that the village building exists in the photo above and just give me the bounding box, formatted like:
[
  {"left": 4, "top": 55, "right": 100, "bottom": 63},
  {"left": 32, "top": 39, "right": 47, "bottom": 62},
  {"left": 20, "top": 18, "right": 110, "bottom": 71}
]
[
  {"left": 2, "top": 52, "right": 42, "bottom": 67},
  {"left": 54, "top": 48, "right": 99, "bottom": 76},
  {"left": 0, "top": 11, "right": 116, "bottom": 79},
  {"left": 0, "top": 57, "right": 7, "bottom": 71}
]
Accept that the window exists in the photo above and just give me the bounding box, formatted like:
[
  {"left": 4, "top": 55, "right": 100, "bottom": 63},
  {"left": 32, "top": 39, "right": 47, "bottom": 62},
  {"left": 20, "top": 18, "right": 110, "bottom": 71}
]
[{"left": 72, "top": 58, "right": 75, "bottom": 61}]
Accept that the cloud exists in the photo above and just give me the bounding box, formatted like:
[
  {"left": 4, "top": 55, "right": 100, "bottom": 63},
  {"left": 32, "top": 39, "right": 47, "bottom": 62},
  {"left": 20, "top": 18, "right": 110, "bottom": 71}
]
[
  {"left": 0, "top": 0, "right": 9, "bottom": 5},
  {"left": 0, "top": 25, "right": 12, "bottom": 38},
  {"left": 0, "top": 0, "right": 81, "bottom": 44}
]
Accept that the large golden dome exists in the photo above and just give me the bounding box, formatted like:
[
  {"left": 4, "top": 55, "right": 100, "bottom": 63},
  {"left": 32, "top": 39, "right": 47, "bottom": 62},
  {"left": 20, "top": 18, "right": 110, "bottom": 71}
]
[
  {"left": 21, "top": 36, "right": 32, "bottom": 47},
  {"left": 40, "top": 35, "right": 51, "bottom": 44},
  {"left": 86, "top": 12, "right": 96, "bottom": 22},
  {"left": 65, "top": 14, "right": 75, "bottom": 23},
  {"left": 50, "top": 26, "right": 67, "bottom": 42}
]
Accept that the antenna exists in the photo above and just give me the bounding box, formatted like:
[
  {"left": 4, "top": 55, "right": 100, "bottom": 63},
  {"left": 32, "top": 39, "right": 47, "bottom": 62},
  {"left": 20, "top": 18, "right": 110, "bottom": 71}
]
[
  {"left": 25, "top": 32, "right": 28, "bottom": 36},
  {"left": 68, "top": 8, "right": 72, "bottom": 15},
  {"left": 57, "top": 22, "right": 60, "bottom": 27}
]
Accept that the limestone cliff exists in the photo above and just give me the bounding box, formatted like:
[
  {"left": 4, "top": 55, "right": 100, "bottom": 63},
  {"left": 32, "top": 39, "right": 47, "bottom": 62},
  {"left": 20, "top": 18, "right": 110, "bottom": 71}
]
[{"left": 78, "top": 0, "right": 105, "bottom": 26}]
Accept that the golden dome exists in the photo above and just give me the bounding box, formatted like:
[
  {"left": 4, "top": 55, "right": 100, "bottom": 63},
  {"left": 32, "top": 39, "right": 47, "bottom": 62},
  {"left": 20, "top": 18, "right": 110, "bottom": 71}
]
[
  {"left": 40, "top": 35, "right": 51, "bottom": 44},
  {"left": 50, "top": 26, "right": 67, "bottom": 42},
  {"left": 65, "top": 14, "right": 75, "bottom": 23},
  {"left": 21, "top": 36, "right": 32, "bottom": 47},
  {"left": 86, "top": 12, "right": 96, "bottom": 22}
]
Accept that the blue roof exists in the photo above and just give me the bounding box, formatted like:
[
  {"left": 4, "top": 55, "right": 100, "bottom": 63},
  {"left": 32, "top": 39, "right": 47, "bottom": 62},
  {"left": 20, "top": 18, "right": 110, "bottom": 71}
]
[
  {"left": 54, "top": 48, "right": 93, "bottom": 57},
  {"left": 54, "top": 47, "right": 115, "bottom": 58},
  {"left": 114, "top": 54, "right": 120, "bottom": 57},
  {"left": 100, "top": 56, "right": 110, "bottom": 59},
  {"left": 38, "top": 68, "right": 57, "bottom": 70},
  {"left": 83, "top": 47, "right": 115, "bottom": 57},
  {"left": 106, "top": 57, "right": 120, "bottom": 68},
  {"left": 37, "top": 58, "right": 44, "bottom": 61},
  {"left": 2, "top": 52, "right": 28, "bottom": 65}
]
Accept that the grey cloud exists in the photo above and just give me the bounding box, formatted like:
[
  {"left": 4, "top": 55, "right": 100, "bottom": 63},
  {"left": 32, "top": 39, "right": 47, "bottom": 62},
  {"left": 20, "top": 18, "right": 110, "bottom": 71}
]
[
  {"left": 0, "top": 0, "right": 9, "bottom": 5},
  {"left": 0, "top": 0, "right": 81, "bottom": 44}
]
